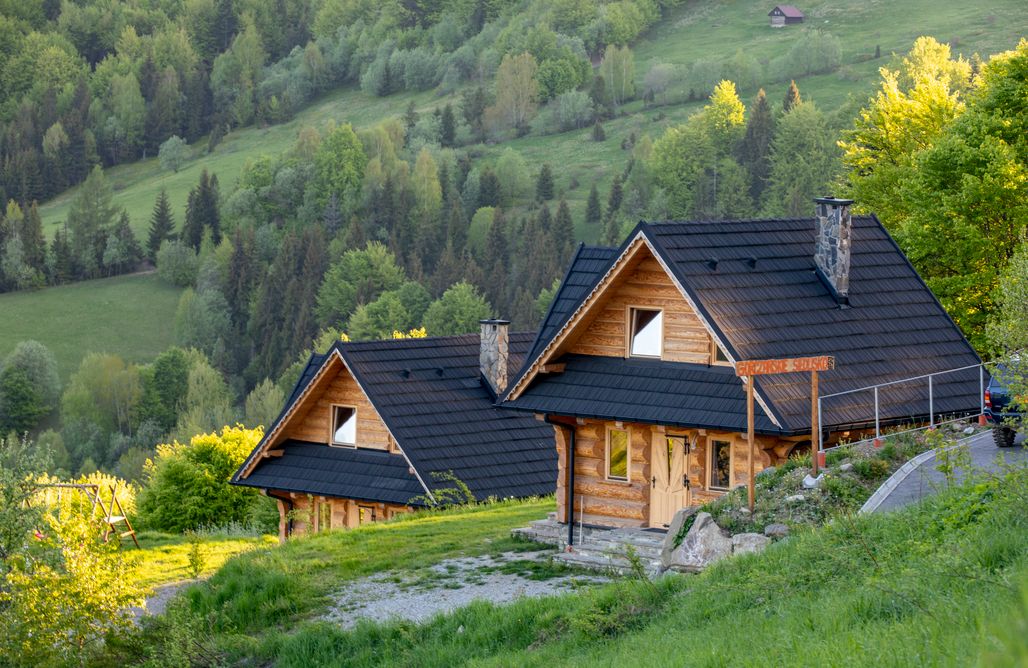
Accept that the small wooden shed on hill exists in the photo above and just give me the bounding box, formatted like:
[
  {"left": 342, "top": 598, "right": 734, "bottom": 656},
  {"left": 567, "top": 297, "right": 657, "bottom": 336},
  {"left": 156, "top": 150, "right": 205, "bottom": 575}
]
[{"left": 769, "top": 5, "right": 804, "bottom": 27}]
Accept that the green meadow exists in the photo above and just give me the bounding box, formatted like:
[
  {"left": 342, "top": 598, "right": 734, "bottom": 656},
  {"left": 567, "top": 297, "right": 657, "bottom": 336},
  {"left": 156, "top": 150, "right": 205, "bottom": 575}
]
[{"left": 0, "top": 273, "right": 182, "bottom": 380}]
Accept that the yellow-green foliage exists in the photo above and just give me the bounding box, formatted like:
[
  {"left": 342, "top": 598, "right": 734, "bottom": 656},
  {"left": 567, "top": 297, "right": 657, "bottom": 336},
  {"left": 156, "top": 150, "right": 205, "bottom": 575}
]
[
  {"left": 135, "top": 425, "right": 266, "bottom": 533},
  {"left": 0, "top": 508, "right": 142, "bottom": 666},
  {"left": 32, "top": 471, "right": 138, "bottom": 517}
]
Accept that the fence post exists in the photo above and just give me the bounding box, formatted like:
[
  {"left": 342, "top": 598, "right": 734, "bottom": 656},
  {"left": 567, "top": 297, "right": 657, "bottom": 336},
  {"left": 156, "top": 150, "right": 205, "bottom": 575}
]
[
  {"left": 979, "top": 365, "right": 985, "bottom": 414},
  {"left": 928, "top": 374, "right": 934, "bottom": 429},
  {"left": 874, "top": 386, "right": 880, "bottom": 441}
]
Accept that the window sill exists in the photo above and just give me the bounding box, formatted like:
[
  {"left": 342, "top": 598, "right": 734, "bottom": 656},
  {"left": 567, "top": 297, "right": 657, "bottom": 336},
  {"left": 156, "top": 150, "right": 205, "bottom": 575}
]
[{"left": 603, "top": 478, "right": 634, "bottom": 486}]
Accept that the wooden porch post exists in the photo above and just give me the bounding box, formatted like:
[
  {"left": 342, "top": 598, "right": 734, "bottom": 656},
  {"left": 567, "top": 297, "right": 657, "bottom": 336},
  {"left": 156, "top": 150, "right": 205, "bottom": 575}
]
[
  {"left": 747, "top": 378, "right": 755, "bottom": 512},
  {"left": 811, "top": 370, "right": 819, "bottom": 476}
]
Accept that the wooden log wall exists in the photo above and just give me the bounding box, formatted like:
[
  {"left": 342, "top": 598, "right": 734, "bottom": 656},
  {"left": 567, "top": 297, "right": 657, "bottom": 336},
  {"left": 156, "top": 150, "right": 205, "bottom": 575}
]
[
  {"left": 285, "top": 494, "right": 411, "bottom": 537},
  {"left": 283, "top": 360, "right": 392, "bottom": 449},
  {"left": 567, "top": 255, "right": 715, "bottom": 364},
  {"left": 556, "top": 421, "right": 782, "bottom": 529}
]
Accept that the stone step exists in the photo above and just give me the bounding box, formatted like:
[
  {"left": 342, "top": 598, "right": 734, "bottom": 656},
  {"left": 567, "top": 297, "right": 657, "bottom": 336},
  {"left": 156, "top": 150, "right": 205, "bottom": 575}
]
[{"left": 554, "top": 550, "right": 663, "bottom": 576}]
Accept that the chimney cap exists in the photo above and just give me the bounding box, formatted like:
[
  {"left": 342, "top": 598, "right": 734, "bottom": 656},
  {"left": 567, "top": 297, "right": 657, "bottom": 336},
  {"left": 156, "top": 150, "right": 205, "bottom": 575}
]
[
  {"left": 479, "top": 318, "right": 511, "bottom": 326},
  {"left": 814, "top": 196, "right": 854, "bottom": 206}
]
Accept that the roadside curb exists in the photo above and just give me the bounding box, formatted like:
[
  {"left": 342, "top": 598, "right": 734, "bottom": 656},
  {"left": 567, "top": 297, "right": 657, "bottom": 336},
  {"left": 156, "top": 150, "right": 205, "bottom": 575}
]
[{"left": 858, "top": 430, "right": 989, "bottom": 514}]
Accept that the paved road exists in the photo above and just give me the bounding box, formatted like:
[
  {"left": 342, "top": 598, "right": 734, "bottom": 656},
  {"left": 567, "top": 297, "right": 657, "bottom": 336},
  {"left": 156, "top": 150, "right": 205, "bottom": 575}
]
[{"left": 875, "top": 430, "right": 1028, "bottom": 512}]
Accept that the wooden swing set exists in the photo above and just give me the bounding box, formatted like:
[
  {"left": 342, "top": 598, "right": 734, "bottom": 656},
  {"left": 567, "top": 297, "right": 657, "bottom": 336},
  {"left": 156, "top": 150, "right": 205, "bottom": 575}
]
[{"left": 33, "top": 482, "right": 140, "bottom": 548}]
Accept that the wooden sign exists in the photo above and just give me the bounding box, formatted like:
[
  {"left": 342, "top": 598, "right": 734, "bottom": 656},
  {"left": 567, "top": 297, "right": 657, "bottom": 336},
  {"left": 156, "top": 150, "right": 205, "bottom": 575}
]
[{"left": 735, "top": 356, "right": 835, "bottom": 377}]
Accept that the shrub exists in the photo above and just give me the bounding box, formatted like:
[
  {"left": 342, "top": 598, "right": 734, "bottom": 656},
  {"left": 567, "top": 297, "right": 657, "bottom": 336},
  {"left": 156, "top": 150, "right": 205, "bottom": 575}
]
[
  {"left": 136, "top": 425, "right": 269, "bottom": 533},
  {"left": 156, "top": 240, "right": 199, "bottom": 287}
]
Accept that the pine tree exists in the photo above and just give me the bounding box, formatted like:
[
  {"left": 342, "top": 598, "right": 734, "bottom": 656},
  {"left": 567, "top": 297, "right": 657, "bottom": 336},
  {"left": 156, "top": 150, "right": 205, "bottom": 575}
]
[
  {"left": 214, "top": 0, "right": 238, "bottom": 51},
  {"left": 510, "top": 287, "right": 537, "bottom": 330},
  {"left": 586, "top": 183, "right": 603, "bottom": 226},
  {"left": 182, "top": 170, "right": 220, "bottom": 250},
  {"left": 51, "top": 225, "right": 73, "bottom": 284},
  {"left": 183, "top": 188, "right": 203, "bottom": 250},
  {"left": 404, "top": 101, "right": 418, "bottom": 137},
  {"left": 478, "top": 168, "right": 501, "bottom": 208},
  {"left": 461, "top": 86, "right": 487, "bottom": 140},
  {"left": 440, "top": 104, "right": 456, "bottom": 148},
  {"left": 535, "top": 163, "right": 554, "bottom": 201},
  {"left": 607, "top": 174, "right": 624, "bottom": 217},
  {"left": 20, "top": 202, "right": 46, "bottom": 274},
  {"left": 147, "top": 189, "right": 175, "bottom": 261},
  {"left": 226, "top": 228, "right": 255, "bottom": 330},
  {"left": 783, "top": 80, "right": 801, "bottom": 113},
  {"left": 603, "top": 213, "right": 622, "bottom": 246},
  {"left": 592, "top": 120, "right": 606, "bottom": 141},
  {"left": 739, "top": 89, "right": 775, "bottom": 202},
  {"left": 322, "top": 193, "right": 343, "bottom": 235},
  {"left": 536, "top": 203, "right": 552, "bottom": 233},
  {"left": 553, "top": 199, "right": 574, "bottom": 263}
]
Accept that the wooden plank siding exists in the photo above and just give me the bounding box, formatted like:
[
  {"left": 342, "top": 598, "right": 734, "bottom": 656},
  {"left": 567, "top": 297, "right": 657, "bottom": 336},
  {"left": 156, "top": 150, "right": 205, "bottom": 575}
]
[
  {"left": 284, "top": 493, "right": 411, "bottom": 538},
  {"left": 556, "top": 419, "right": 779, "bottom": 528},
  {"left": 564, "top": 255, "right": 714, "bottom": 364},
  {"left": 281, "top": 358, "right": 393, "bottom": 451}
]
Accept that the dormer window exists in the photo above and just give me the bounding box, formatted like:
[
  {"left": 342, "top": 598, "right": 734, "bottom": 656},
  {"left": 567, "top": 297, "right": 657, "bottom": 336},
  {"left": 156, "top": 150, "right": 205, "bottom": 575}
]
[
  {"left": 628, "top": 308, "right": 663, "bottom": 358},
  {"left": 331, "top": 405, "right": 357, "bottom": 447}
]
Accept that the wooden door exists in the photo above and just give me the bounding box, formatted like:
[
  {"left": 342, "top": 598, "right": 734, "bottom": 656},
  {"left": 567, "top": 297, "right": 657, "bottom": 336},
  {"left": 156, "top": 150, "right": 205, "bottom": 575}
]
[{"left": 649, "top": 434, "right": 688, "bottom": 527}]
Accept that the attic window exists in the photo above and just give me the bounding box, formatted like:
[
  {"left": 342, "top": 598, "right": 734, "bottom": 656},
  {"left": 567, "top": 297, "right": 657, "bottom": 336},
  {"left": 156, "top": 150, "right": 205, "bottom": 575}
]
[
  {"left": 629, "top": 308, "right": 663, "bottom": 358},
  {"left": 710, "top": 338, "right": 731, "bottom": 366},
  {"left": 331, "top": 405, "right": 357, "bottom": 447}
]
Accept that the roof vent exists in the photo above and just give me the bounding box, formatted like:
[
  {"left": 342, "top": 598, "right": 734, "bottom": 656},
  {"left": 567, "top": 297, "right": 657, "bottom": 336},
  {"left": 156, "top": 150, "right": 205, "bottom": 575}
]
[
  {"left": 400, "top": 368, "right": 412, "bottom": 379},
  {"left": 706, "top": 257, "right": 719, "bottom": 270},
  {"left": 435, "top": 367, "right": 445, "bottom": 376},
  {"left": 745, "top": 256, "right": 757, "bottom": 269}
]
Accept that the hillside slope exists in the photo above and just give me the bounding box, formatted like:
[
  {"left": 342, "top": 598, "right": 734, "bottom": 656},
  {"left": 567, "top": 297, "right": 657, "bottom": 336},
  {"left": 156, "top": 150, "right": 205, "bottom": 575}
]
[
  {"left": 38, "top": 1, "right": 1028, "bottom": 242},
  {"left": 0, "top": 273, "right": 182, "bottom": 380}
]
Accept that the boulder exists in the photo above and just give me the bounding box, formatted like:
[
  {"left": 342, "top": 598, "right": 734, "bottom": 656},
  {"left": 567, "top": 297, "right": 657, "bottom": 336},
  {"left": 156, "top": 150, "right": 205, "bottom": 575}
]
[
  {"left": 839, "top": 462, "right": 854, "bottom": 472},
  {"left": 764, "top": 523, "right": 790, "bottom": 538},
  {"left": 665, "top": 512, "right": 732, "bottom": 573},
  {"left": 732, "top": 532, "right": 771, "bottom": 555},
  {"left": 785, "top": 494, "right": 806, "bottom": 504},
  {"left": 963, "top": 426, "right": 975, "bottom": 436},
  {"left": 802, "top": 473, "right": 823, "bottom": 489},
  {"left": 756, "top": 466, "right": 777, "bottom": 478},
  {"left": 660, "top": 506, "right": 699, "bottom": 566}
]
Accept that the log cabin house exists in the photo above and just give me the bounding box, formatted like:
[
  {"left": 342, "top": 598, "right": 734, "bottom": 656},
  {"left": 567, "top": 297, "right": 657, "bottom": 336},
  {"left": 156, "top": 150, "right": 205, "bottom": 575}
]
[
  {"left": 500, "top": 198, "right": 982, "bottom": 533},
  {"left": 233, "top": 325, "right": 555, "bottom": 541},
  {"left": 769, "top": 5, "right": 804, "bottom": 27}
]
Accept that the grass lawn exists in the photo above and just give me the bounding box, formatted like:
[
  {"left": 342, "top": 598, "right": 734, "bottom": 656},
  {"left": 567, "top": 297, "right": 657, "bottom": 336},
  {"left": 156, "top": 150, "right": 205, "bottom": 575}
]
[
  {"left": 0, "top": 272, "right": 182, "bottom": 380},
  {"left": 124, "top": 531, "right": 278, "bottom": 590},
  {"left": 185, "top": 468, "right": 1027, "bottom": 667}
]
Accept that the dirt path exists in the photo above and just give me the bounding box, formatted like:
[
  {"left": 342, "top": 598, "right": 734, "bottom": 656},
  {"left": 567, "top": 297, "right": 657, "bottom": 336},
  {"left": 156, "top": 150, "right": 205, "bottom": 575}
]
[
  {"left": 322, "top": 550, "right": 608, "bottom": 628},
  {"left": 130, "top": 580, "right": 195, "bottom": 621}
]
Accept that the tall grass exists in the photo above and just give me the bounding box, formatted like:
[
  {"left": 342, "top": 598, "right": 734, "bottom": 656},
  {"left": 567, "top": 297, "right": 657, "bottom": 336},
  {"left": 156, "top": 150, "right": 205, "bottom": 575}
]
[{"left": 248, "top": 467, "right": 1026, "bottom": 667}]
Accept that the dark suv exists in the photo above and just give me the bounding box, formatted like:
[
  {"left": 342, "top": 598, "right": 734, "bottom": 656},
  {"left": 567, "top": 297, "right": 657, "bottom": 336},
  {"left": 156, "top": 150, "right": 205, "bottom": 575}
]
[{"left": 985, "top": 368, "right": 1022, "bottom": 447}]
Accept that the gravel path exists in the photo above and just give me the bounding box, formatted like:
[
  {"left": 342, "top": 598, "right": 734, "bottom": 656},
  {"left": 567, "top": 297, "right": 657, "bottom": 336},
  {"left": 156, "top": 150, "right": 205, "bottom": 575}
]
[
  {"left": 130, "top": 580, "right": 195, "bottom": 621},
  {"left": 874, "top": 430, "right": 1028, "bottom": 512},
  {"left": 322, "top": 550, "right": 607, "bottom": 628}
]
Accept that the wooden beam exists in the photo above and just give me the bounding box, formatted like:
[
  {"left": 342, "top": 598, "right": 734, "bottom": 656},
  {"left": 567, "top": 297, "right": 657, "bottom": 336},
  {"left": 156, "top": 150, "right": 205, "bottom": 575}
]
[
  {"left": 540, "top": 363, "right": 566, "bottom": 374},
  {"left": 264, "top": 449, "right": 284, "bottom": 458},
  {"left": 747, "top": 378, "right": 755, "bottom": 513},
  {"left": 811, "top": 370, "right": 819, "bottom": 476}
]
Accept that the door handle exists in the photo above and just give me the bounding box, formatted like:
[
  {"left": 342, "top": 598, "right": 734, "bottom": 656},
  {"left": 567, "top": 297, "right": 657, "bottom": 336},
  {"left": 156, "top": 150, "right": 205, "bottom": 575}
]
[{"left": 683, "top": 475, "right": 690, "bottom": 489}]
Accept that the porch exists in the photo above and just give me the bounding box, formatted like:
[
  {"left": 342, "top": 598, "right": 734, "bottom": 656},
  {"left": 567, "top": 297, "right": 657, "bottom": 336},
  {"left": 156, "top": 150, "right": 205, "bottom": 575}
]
[{"left": 513, "top": 513, "right": 669, "bottom": 576}]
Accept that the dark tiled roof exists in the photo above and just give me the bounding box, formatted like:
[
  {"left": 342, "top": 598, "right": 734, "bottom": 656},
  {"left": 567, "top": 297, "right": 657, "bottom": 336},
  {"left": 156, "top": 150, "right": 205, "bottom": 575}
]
[
  {"left": 235, "top": 440, "right": 425, "bottom": 505},
  {"left": 340, "top": 333, "right": 555, "bottom": 501},
  {"left": 645, "top": 217, "right": 982, "bottom": 431},
  {"left": 506, "top": 215, "right": 983, "bottom": 435},
  {"left": 523, "top": 244, "right": 618, "bottom": 367},
  {"left": 504, "top": 354, "right": 779, "bottom": 432},
  {"left": 235, "top": 333, "right": 556, "bottom": 503},
  {"left": 771, "top": 5, "right": 804, "bottom": 17}
]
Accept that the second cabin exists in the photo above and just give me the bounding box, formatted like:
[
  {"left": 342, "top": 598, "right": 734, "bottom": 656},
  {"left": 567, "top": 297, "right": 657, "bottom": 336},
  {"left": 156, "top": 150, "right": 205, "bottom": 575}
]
[{"left": 501, "top": 198, "right": 982, "bottom": 532}]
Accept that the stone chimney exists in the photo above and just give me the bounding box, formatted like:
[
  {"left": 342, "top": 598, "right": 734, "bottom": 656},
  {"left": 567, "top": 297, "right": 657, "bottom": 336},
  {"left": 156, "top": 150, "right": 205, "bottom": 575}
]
[
  {"left": 814, "top": 196, "right": 854, "bottom": 305},
  {"left": 479, "top": 319, "right": 510, "bottom": 395}
]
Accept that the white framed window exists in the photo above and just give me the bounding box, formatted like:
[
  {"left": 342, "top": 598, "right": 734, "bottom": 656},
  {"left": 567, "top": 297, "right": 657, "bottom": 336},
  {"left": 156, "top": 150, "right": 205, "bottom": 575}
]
[
  {"left": 606, "top": 427, "right": 630, "bottom": 482},
  {"left": 628, "top": 307, "right": 663, "bottom": 358},
  {"left": 330, "top": 405, "right": 357, "bottom": 447},
  {"left": 708, "top": 438, "right": 732, "bottom": 491}
]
